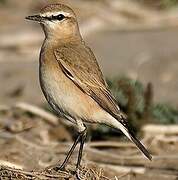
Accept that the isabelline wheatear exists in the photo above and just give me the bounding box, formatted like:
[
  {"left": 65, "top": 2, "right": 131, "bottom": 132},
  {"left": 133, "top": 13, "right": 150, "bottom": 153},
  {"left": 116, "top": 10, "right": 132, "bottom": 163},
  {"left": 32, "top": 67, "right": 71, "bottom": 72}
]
[{"left": 26, "top": 3, "right": 152, "bottom": 173}]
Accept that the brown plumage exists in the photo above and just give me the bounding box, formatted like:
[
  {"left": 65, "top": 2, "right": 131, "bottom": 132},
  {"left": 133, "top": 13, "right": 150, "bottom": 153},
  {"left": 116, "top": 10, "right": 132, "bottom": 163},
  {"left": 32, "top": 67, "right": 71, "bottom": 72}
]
[{"left": 26, "top": 3, "right": 152, "bottom": 175}]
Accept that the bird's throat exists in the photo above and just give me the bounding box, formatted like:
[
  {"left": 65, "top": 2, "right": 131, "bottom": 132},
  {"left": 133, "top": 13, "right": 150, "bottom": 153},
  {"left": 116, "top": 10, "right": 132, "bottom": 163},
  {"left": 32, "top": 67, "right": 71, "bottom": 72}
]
[{"left": 41, "top": 23, "right": 82, "bottom": 45}]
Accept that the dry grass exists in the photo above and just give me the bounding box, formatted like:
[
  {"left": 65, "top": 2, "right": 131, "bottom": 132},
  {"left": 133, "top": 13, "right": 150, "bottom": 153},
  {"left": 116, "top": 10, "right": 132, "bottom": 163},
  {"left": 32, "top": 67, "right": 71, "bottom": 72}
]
[{"left": 0, "top": 103, "right": 178, "bottom": 179}]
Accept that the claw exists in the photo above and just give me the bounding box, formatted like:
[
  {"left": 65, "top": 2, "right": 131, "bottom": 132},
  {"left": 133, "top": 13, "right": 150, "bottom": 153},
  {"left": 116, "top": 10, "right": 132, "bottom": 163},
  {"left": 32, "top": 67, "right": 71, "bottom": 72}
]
[
  {"left": 44, "top": 164, "right": 66, "bottom": 172},
  {"left": 75, "top": 169, "right": 82, "bottom": 180},
  {"left": 53, "top": 165, "right": 66, "bottom": 172}
]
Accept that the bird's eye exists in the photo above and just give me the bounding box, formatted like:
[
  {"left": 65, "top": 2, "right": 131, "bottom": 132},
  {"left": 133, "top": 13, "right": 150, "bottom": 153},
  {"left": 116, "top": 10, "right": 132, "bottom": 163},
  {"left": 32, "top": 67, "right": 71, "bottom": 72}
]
[{"left": 55, "top": 14, "right": 65, "bottom": 21}]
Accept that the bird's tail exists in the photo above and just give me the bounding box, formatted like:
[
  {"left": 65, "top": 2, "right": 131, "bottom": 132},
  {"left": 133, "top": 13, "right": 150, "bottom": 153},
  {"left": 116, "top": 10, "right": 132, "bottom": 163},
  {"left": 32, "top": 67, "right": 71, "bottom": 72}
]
[{"left": 109, "top": 115, "right": 152, "bottom": 160}]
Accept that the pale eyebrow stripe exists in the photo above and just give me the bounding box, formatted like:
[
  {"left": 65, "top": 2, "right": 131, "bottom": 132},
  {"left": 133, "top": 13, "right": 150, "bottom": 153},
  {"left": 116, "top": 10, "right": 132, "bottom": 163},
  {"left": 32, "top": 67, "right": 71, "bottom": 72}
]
[{"left": 40, "top": 11, "right": 71, "bottom": 17}]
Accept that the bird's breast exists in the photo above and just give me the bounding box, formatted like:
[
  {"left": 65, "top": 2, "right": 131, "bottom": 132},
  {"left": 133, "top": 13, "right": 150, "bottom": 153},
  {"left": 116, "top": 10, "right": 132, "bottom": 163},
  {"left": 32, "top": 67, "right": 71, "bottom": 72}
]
[
  {"left": 39, "top": 54, "right": 99, "bottom": 122},
  {"left": 39, "top": 46, "right": 111, "bottom": 125}
]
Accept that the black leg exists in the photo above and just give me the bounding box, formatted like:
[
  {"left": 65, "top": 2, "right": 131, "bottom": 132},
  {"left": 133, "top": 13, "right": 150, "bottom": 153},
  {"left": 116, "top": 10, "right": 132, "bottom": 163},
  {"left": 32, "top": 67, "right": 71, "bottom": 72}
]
[
  {"left": 54, "top": 128, "right": 87, "bottom": 171},
  {"left": 76, "top": 129, "right": 87, "bottom": 170},
  {"left": 53, "top": 132, "right": 81, "bottom": 171}
]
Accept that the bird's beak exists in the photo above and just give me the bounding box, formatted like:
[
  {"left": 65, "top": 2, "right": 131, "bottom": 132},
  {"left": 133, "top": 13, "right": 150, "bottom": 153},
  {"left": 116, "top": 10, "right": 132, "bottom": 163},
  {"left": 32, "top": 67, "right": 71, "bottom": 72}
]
[{"left": 25, "top": 15, "right": 43, "bottom": 22}]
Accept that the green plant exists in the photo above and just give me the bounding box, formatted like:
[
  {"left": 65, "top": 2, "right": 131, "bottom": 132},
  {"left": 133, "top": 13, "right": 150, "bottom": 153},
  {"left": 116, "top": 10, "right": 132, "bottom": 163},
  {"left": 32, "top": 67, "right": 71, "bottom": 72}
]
[
  {"left": 136, "top": 0, "right": 178, "bottom": 9},
  {"left": 161, "top": 0, "right": 178, "bottom": 8},
  {"left": 152, "top": 104, "right": 178, "bottom": 124},
  {"left": 0, "top": 0, "right": 6, "bottom": 4}
]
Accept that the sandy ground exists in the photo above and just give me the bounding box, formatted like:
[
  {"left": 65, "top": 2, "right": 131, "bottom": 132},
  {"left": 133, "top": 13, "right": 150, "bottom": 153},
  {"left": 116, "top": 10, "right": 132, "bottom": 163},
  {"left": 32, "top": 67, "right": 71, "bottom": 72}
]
[{"left": 0, "top": 104, "right": 178, "bottom": 179}]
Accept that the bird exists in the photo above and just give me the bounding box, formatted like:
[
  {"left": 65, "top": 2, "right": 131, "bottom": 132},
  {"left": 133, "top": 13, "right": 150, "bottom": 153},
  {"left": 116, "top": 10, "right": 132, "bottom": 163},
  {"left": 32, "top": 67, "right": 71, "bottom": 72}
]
[{"left": 26, "top": 3, "right": 152, "bottom": 173}]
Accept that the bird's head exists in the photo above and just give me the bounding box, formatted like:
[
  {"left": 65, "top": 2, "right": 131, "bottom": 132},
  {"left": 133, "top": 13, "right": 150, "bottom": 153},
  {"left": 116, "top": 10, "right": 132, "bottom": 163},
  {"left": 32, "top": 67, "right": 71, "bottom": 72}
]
[{"left": 26, "top": 4, "right": 81, "bottom": 41}]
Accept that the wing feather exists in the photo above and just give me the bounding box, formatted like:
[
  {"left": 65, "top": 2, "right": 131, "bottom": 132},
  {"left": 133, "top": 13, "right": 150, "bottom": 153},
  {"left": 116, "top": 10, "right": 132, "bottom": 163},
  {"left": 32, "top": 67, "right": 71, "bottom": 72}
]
[{"left": 54, "top": 44, "right": 122, "bottom": 118}]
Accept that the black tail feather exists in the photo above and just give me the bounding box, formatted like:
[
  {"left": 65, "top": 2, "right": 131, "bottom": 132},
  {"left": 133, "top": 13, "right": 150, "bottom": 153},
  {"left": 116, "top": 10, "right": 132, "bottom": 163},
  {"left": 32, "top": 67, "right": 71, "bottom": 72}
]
[
  {"left": 119, "top": 115, "right": 152, "bottom": 160},
  {"left": 129, "top": 130, "right": 152, "bottom": 160}
]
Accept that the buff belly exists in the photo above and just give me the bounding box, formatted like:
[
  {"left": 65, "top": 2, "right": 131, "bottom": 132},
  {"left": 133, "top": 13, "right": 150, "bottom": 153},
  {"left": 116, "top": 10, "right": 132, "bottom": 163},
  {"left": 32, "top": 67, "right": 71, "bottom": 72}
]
[{"left": 39, "top": 63, "right": 108, "bottom": 124}]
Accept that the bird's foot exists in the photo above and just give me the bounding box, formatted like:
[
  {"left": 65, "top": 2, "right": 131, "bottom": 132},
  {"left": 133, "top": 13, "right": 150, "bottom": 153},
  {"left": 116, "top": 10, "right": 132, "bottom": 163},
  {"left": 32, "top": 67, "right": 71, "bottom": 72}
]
[
  {"left": 69, "top": 168, "right": 81, "bottom": 180},
  {"left": 53, "top": 165, "right": 66, "bottom": 172},
  {"left": 46, "top": 164, "right": 82, "bottom": 179},
  {"left": 45, "top": 164, "right": 66, "bottom": 172},
  {"left": 75, "top": 169, "right": 82, "bottom": 180}
]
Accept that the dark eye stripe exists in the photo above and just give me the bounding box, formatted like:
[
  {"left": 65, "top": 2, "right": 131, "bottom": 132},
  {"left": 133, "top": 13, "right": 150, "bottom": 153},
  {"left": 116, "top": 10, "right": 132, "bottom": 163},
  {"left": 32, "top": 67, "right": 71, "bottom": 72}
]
[
  {"left": 44, "top": 14, "right": 65, "bottom": 21},
  {"left": 44, "top": 16, "right": 53, "bottom": 21}
]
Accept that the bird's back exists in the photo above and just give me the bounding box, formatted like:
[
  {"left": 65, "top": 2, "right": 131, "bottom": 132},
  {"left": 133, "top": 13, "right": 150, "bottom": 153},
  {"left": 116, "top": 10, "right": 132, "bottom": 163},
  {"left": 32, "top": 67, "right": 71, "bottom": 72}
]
[{"left": 55, "top": 42, "right": 107, "bottom": 86}]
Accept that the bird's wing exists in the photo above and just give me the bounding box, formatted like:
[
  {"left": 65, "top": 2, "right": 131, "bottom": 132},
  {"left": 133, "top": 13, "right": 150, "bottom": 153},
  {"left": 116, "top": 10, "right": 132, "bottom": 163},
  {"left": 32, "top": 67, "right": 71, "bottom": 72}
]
[{"left": 54, "top": 44, "right": 123, "bottom": 119}]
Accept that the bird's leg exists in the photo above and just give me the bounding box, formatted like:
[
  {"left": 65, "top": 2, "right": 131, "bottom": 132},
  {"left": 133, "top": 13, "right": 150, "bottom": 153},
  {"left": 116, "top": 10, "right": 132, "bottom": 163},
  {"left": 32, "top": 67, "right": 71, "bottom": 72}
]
[
  {"left": 53, "top": 127, "right": 87, "bottom": 172},
  {"left": 53, "top": 133, "right": 81, "bottom": 171},
  {"left": 76, "top": 128, "right": 87, "bottom": 171},
  {"left": 47, "top": 121, "right": 87, "bottom": 175},
  {"left": 75, "top": 128, "right": 87, "bottom": 180}
]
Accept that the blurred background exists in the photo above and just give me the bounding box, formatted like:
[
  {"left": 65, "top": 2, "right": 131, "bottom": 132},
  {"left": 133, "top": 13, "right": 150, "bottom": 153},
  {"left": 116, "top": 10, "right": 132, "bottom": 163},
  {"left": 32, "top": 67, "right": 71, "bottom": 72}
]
[{"left": 0, "top": 0, "right": 178, "bottom": 179}]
